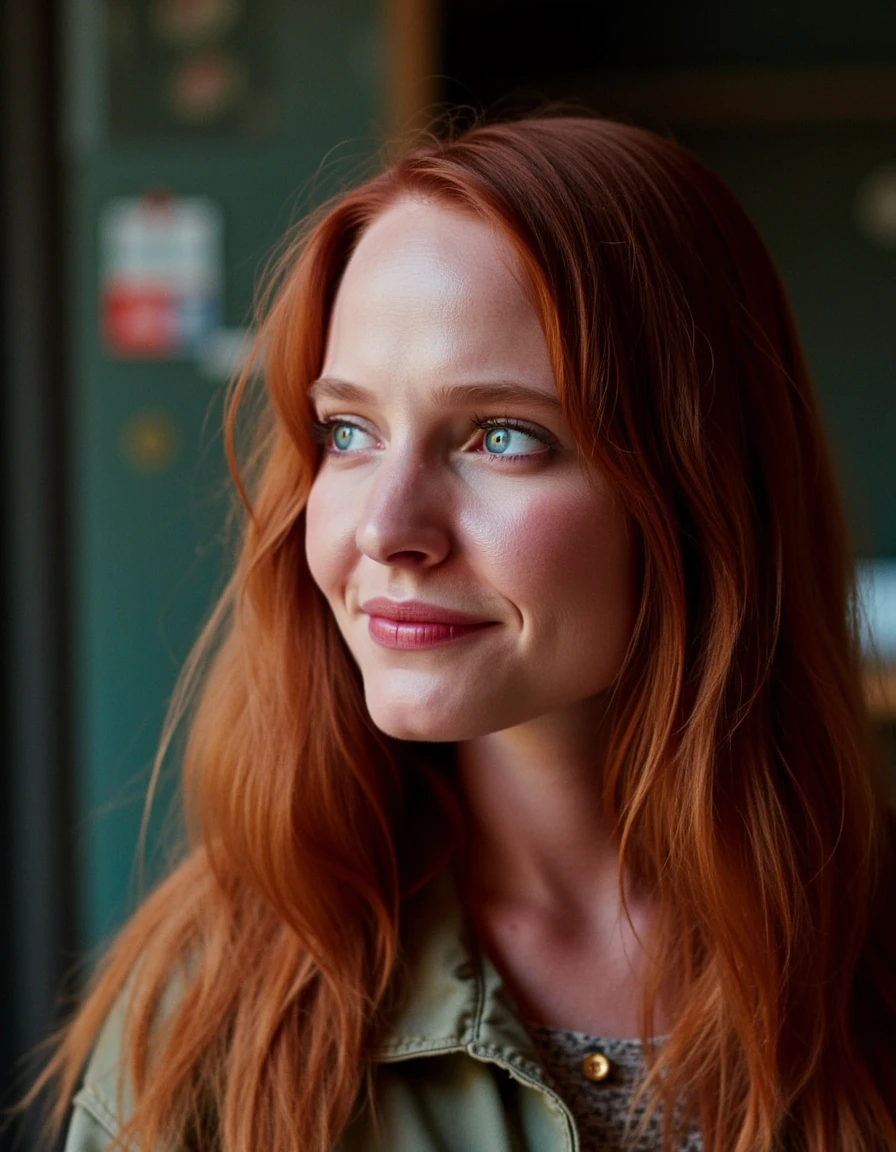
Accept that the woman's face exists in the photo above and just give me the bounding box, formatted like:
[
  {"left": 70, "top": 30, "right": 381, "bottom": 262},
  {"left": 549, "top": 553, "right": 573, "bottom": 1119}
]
[{"left": 305, "top": 197, "right": 638, "bottom": 743}]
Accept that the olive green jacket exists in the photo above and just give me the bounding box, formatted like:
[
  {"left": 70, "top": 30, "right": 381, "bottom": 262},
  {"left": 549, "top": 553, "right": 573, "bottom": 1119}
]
[{"left": 63, "top": 874, "right": 579, "bottom": 1151}]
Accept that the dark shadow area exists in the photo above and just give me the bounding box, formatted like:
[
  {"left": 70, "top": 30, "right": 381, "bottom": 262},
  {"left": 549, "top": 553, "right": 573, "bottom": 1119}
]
[{"left": 1, "top": 0, "right": 77, "bottom": 1146}]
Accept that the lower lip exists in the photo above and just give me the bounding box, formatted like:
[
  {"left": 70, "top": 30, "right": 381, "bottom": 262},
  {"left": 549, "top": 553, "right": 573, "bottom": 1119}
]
[{"left": 366, "top": 615, "right": 495, "bottom": 650}]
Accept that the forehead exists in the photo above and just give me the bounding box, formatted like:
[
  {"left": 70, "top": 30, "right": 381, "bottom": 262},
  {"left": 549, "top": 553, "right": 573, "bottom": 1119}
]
[
  {"left": 322, "top": 197, "right": 555, "bottom": 397},
  {"left": 338, "top": 196, "right": 524, "bottom": 295}
]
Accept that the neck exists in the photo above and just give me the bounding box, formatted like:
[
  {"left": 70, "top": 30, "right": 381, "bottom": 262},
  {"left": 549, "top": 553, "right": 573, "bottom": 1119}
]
[
  {"left": 455, "top": 697, "right": 626, "bottom": 921},
  {"left": 450, "top": 697, "right": 663, "bottom": 1038}
]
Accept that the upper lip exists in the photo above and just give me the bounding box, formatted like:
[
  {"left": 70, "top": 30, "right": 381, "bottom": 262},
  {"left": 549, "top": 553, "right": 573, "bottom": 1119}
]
[{"left": 359, "top": 597, "right": 493, "bottom": 625}]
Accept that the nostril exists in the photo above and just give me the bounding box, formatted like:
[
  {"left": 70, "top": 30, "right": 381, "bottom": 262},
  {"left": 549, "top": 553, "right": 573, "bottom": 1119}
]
[
  {"left": 355, "top": 508, "right": 453, "bottom": 568},
  {"left": 383, "top": 548, "right": 436, "bottom": 566}
]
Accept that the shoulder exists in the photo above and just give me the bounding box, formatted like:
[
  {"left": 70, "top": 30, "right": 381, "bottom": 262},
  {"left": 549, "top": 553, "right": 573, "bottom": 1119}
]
[
  {"left": 64, "top": 991, "right": 134, "bottom": 1151},
  {"left": 64, "top": 965, "right": 192, "bottom": 1152}
]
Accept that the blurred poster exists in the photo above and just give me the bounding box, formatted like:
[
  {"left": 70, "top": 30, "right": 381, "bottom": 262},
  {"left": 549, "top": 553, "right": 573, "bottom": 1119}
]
[
  {"left": 99, "top": 194, "right": 223, "bottom": 358},
  {"left": 106, "top": 0, "right": 276, "bottom": 142}
]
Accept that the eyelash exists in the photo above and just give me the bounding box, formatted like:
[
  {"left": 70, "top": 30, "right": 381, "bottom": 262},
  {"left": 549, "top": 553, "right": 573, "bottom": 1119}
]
[
  {"left": 310, "top": 415, "right": 556, "bottom": 458},
  {"left": 310, "top": 418, "right": 347, "bottom": 446}
]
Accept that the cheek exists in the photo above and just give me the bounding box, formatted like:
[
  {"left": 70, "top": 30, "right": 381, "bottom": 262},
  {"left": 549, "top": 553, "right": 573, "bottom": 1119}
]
[
  {"left": 304, "top": 476, "right": 356, "bottom": 600},
  {"left": 472, "top": 487, "right": 637, "bottom": 619}
]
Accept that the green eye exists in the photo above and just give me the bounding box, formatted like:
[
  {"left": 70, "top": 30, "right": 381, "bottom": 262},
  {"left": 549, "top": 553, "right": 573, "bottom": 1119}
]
[
  {"left": 316, "top": 420, "right": 377, "bottom": 452},
  {"left": 484, "top": 428, "right": 511, "bottom": 454},
  {"left": 480, "top": 423, "right": 546, "bottom": 456},
  {"left": 333, "top": 424, "right": 355, "bottom": 450}
]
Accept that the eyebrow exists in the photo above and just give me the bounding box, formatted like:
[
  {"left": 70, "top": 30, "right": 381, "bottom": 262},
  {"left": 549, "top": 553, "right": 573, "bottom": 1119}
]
[{"left": 308, "top": 376, "right": 562, "bottom": 413}]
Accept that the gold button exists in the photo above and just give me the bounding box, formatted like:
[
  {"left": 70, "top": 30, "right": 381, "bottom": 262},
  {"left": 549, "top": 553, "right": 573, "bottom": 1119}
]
[{"left": 582, "top": 1051, "right": 611, "bottom": 1082}]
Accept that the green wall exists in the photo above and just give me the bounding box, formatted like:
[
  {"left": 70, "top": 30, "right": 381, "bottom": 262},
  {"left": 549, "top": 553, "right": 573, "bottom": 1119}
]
[{"left": 65, "top": 0, "right": 387, "bottom": 951}]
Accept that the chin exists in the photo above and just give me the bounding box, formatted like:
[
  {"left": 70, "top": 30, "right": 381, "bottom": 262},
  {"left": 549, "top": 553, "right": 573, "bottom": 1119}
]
[
  {"left": 364, "top": 702, "right": 464, "bottom": 743},
  {"left": 362, "top": 682, "right": 493, "bottom": 743}
]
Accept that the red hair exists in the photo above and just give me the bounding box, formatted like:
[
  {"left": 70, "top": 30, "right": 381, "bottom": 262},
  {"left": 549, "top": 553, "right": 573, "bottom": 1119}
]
[{"left": 36, "top": 116, "right": 896, "bottom": 1151}]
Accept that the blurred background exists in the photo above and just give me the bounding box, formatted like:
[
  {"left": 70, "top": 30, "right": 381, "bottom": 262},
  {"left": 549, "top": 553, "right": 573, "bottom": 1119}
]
[{"left": 2, "top": 0, "right": 895, "bottom": 1141}]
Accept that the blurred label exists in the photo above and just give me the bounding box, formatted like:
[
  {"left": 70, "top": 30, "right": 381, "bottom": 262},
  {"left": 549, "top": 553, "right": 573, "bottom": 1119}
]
[
  {"left": 152, "top": 0, "right": 243, "bottom": 46},
  {"left": 99, "top": 194, "right": 223, "bottom": 358},
  {"left": 107, "top": 0, "right": 274, "bottom": 143}
]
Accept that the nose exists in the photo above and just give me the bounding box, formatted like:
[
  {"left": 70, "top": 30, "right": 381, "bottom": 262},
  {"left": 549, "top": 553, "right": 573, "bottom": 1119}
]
[{"left": 355, "top": 449, "right": 452, "bottom": 568}]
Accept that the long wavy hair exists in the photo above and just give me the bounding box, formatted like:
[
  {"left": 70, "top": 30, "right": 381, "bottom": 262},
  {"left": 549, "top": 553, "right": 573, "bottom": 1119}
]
[{"left": 37, "top": 116, "right": 896, "bottom": 1151}]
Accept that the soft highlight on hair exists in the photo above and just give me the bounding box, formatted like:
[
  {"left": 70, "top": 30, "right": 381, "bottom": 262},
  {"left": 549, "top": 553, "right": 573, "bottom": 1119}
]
[{"left": 35, "top": 116, "right": 896, "bottom": 1151}]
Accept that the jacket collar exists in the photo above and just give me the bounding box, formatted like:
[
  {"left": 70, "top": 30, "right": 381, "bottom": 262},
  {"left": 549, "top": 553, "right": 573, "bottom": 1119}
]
[{"left": 373, "top": 868, "right": 543, "bottom": 1075}]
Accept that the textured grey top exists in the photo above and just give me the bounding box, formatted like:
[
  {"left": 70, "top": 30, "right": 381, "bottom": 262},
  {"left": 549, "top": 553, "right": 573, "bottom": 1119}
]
[{"left": 526, "top": 1024, "right": 704, "bottom": 1152}]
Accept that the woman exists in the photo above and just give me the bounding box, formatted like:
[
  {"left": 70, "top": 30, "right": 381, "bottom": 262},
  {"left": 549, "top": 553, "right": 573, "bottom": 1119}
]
[{"left": 39, "top": 116, "right": 896, "bottom": 1150}]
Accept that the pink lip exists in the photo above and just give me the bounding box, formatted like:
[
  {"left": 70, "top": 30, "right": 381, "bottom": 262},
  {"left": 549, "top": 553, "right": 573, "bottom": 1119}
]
[
  {"left": 359, "top": 597, "right": 497, "bottom": 650},
  {"left": 360, "top": 597, "right": 491, "bottom": 625}
]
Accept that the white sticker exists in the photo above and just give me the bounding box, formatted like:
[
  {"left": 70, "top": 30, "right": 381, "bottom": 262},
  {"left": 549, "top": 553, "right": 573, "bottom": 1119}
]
[{"left": 99, "top": 194, "right": 223, "bottom": 358}]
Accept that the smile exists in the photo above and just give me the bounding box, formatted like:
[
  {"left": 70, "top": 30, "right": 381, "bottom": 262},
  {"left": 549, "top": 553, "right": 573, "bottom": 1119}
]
[
  {"left": 359, "top": 597, "right": 498, "bottom": 650},
  {"left": 366, "top": 615, "right": 496, "bottom": 650}
]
